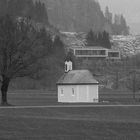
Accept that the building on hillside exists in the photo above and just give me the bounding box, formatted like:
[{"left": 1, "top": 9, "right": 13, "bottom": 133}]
[
  {"left": 70, "top": 46, "right": 120, "bottom": 60},
  {"left": 70, "top": 46, "right": 108, "bottom": 59},
  {"left": 57, "top": 69, "right": 99, "bottom": 103},
  {"left": 107, "top": 50, "right": 121, "bottom": 60}
]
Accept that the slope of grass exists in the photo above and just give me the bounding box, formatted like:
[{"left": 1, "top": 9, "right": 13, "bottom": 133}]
[
  {"left": 0, "top": 91, "right": 140, "bottom": 139},
  {"left": 0, "top": 106, "right": 140, "bottom": 139}
]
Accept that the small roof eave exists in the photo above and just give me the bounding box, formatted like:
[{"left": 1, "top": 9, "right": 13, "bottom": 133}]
[{"left": 56, "top": 83, "right": 99, "bottom": 86}]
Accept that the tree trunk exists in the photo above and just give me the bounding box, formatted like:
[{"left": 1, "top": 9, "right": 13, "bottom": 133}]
[{"left": 1, "top": 76, "right": 10, "bottom": 105}]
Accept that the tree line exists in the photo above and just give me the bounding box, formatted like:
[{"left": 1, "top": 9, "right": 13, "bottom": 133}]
[
  {"left": 0, "top": 0, "right": 48, "bottom": 24},
  {"left": 86, "top": 29, "right": 111, "bottom": 49},
  {"left": 105, "top": 6, "right": 129, "bottom": 35}
]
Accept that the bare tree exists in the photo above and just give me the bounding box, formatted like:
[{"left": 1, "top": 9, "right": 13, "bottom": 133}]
[{"left": 0, "top": 15, "right": 50, "bottom": 105}]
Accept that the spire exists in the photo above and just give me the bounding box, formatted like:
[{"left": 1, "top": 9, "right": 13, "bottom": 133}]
[{"left": 65, "top": 60, "right": 72, "bottom": 72}]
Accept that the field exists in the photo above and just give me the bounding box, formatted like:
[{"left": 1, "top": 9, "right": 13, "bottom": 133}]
[
  {"left": 0, "top": 91, "right": 140, "bottom": 139},
  {"left": 6, "top": 90, "right": 140, "bottom": 105}
]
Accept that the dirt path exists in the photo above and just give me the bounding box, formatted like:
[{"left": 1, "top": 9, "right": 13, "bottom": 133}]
[{"left": 1, "top": 104, "right": 140, "bottom": 109}]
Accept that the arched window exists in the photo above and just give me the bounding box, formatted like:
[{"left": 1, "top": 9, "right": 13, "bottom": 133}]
[
  {"left": 72, "top": 88, "right": 75, "bottom": 96},
  {"left": 60, "top": 89, "right": 64, "bottom": 96}
]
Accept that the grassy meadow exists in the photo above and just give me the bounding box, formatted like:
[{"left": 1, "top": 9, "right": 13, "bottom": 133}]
[{"left": 0, "top": 91, "right": 140, "bottom": 139}]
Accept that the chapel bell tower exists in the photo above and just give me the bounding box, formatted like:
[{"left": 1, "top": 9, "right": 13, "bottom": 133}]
[{"left": 65, "top": 60, "right": 72, "bottom": 72}]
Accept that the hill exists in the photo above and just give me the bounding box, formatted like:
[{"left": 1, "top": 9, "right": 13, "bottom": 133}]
[
  {"left": 0, "top": 0, "right": 48, "bottom": 24},
  {"left": 34, "top": 0, "right": 106, "bottom": 32}
]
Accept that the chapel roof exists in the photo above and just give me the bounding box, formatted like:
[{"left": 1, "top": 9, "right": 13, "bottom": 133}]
[{"left": 57, "top": 70, "right": 99, "bottom": 85}]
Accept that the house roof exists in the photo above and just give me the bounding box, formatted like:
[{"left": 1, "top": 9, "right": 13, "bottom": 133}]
[
  {"left": 57, "top": 70, "right": 99, "bottom": 85},
  {"left": 70, "top": 46, "right": 107, "bottom": 50}
]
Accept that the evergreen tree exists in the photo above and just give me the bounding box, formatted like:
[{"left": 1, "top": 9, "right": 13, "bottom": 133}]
[
  {"left": 120, "top": 15, "right": 129, "bottom": 35},
  {"left": 41, "top": 3, "right": 48, "bottom": 23},
  {"left": 53, "top": 35, "right": 65, "bottom": 60},
  {"left": 105, "top": 6, "right": 112, "bottom": 23},
  {"left": 0, "top": 0, "right": 48, "bottom": 24},
  {"left": 102, "top": 31, "right": 111, "bottom": 49},
  {"left": 86, "top": 30, "right": 111, "bottom": 49},
  {"left": 86, "top": 29, "right": 97, "bottom": 46},
  {"left": 112, "top": 14, "right": 129, "bottom": 35},
  {"left": 0, "top": 0, "right": 7, "bottom": 16}
]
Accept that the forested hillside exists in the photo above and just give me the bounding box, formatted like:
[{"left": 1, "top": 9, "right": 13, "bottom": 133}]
[
  {"left": 0, "top": 0, "right": 129, "bottom": 34},
  {"left": 34, "top": 0, "right": 106, "bottom": 32},
  {"left": 34, "top": 0, "right": 129, "bottom": 35},
  {"left": 0, "top": 0, "right": 131, "bottom": 90},
  {"left": 0, "top": 0, "right": 48, "bottom": 24}
]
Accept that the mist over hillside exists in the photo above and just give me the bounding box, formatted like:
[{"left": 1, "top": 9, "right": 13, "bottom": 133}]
[
  {"left": 129, "top": 23, "right": 140, "bottom": 35},
  {"left": 98, "top": 0, "right": 140, "bottom": 35},
  {"left": 0, "top": 0, "right": 129, "bottom": 34},
  {"left": 34, "top": 0, "right": 129, "bottom": 35},
  {"left": 0, "top": 0, "right": 49, "bottom": 24},
  {"left": 34, "top": 0, "right": 106, "bottom": 32}
]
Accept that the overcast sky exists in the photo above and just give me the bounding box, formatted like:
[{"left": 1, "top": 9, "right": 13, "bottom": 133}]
[{"left": 98, "top": 0, "right": 140, "bottom": 24}]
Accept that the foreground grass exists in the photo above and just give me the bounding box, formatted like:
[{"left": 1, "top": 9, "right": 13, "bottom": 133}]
[
  {"left": 0, "top": 107, "right": 140, "bottom": 140},
  {"left": 0, "top": 92, "right": 140, "bottom": 139}
]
